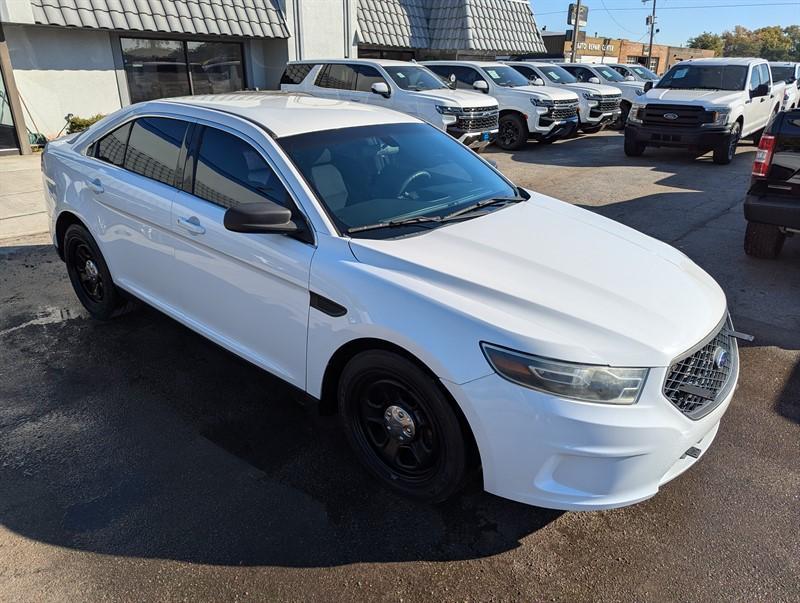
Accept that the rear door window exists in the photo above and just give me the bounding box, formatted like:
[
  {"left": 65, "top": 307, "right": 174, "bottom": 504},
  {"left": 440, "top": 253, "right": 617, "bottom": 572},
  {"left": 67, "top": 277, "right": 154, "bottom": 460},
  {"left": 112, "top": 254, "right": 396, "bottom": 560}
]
[
  {"left": 93, "top": 122, "right": 132, "bottom": 167},
  {"left": 192, "top": 127, "right": 290, "bottom": 209},
  {"left": 354, "top": 65, "right": 387, "bottom": 92},
  {"left": 124, "top": 117, "right": 189, "bottom": 187},
  {"left": 316, "top": 64, "right": 357, "bottom": 90}
]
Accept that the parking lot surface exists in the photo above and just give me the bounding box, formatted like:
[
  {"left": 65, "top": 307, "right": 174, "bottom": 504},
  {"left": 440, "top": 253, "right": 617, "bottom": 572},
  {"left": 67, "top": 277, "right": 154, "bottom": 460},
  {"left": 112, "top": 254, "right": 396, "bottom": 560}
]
[{"left": 1, "top": 132, "right": 798, "bottom": 602}]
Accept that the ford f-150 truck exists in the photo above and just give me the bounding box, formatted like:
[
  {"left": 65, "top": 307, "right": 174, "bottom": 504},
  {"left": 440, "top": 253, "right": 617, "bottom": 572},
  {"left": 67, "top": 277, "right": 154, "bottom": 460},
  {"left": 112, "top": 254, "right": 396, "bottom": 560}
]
[
  {"left": 744, "top": 108, "right": 800, "bottom": 258},
  {"left": 625, "top": 58, "right": 786, "bottom": 164}
]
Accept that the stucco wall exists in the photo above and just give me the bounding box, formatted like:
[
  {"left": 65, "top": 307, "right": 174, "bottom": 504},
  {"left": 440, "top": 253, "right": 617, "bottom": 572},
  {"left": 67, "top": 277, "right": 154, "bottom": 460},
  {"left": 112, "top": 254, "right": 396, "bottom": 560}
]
[
  {"left": 6, "top": 25, "right": 122, "bottom": 138},
  {"left": 285, "top": 0, "right": 356, "bottom": 61}
]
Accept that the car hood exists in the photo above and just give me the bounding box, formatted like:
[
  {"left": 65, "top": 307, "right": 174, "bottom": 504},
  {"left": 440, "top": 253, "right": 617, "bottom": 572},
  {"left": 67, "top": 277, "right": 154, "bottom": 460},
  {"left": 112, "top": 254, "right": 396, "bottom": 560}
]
[
  {"left": 643, "top": 88, "right": 743, "bottom": 107},
  {"left": 510, "top": 85, "right": 579, "bottom": 101},
  {"left": 563, "top": 82, "right": 622, "bottom": 97},
  {"left": 413, "top": 88, "right": 499, "bottom": 108},
  {"left": 612, "top": 80, "right": 645, "bottom": 93},
  {"left": 347, "top": 193, "right": 726, "bottom": 367}
]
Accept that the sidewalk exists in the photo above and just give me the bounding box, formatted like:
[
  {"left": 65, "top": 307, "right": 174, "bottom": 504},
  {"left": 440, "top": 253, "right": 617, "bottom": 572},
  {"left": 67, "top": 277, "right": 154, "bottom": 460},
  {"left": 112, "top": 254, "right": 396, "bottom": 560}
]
[{"left": 0, "top": 154, "right": 49, "bottom": 244}]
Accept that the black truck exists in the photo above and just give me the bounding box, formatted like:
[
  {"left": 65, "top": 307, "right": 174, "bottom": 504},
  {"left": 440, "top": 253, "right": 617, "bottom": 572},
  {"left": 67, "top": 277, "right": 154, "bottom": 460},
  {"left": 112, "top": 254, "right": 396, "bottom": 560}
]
[{"left": 744, "top": 108, "right": 800, "bottom": 258}]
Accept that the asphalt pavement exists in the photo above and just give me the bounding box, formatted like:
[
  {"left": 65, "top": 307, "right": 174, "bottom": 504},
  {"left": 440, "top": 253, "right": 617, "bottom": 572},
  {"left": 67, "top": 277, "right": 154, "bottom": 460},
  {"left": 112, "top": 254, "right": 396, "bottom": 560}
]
[{"left": 1, "top": 132, "right": 798, "bottom": 602}]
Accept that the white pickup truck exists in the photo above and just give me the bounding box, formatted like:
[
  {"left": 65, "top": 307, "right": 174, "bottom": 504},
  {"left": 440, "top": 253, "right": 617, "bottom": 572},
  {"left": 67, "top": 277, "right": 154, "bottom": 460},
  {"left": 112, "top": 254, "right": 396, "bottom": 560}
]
[
  {"left": 423, "top": 61, "right": 580, "bottom": 150},
  {"left": 625, "top": 58, "right": 786, "bottom": 164},
  {"left": 770, "top": 62, "right": 799, "bottom": 110}
]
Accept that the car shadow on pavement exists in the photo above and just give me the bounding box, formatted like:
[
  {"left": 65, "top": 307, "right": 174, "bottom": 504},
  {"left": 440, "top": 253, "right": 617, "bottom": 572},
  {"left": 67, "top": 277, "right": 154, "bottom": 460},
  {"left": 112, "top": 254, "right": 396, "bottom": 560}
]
[{"left": 0, "top": 246, "right": 562, "bottom": 568}]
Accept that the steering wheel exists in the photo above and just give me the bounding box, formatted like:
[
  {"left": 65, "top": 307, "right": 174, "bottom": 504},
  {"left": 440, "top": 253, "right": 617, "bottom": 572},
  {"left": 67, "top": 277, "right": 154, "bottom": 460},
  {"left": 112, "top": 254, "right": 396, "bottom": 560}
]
[{"left": 398, "top": 170, "right": 432, "bottom": 198}]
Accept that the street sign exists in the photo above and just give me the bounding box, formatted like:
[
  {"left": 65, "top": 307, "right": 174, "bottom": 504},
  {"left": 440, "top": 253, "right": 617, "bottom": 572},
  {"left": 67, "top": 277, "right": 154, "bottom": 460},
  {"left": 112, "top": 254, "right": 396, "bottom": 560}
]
[{"left": 568, "top": 3, "right": 588, "bottom": 27}]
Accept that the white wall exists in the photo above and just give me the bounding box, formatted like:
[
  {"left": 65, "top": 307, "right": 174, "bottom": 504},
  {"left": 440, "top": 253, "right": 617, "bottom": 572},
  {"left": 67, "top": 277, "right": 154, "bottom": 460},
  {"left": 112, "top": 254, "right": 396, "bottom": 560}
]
[
  {"left": 247, "top": 37, "right": 291, "bottom": 91},
  {"left": 285, "top": 0, "right": 356, "bottom": 61},
  {"left": 5, "top": 25, "right": 123, "bottom": 138}
]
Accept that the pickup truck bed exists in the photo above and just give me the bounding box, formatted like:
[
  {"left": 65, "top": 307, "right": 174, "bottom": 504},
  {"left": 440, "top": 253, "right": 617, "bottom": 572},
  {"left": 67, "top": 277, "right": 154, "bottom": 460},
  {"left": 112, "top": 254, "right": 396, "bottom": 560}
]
[{"left": 744, "top": 108, "right": 800, "bottom": 258}]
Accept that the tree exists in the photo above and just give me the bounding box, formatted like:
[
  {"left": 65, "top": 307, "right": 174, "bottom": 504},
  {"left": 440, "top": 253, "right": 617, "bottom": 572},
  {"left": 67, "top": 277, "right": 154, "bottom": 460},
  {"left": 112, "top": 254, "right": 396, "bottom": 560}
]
[
  {"left": 722, "top": 26, "right": 761, "bottom": 57},
  {"left": 686, "top": 32, "right": 724, "bottom": 56},
  {"left": 784, "top": 25, "right": 800, "bottom": 60},
  {"left": 755, "top": 26, "right": 793, "bottom": 60}
]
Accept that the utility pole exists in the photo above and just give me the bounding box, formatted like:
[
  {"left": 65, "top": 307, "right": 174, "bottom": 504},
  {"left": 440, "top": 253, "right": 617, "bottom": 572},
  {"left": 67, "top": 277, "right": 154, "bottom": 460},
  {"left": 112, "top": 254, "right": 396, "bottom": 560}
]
[
  {"left": 644, "top": 0, "right": 657, "bottom": 69},
  {"left": 570, "top": 0, "right": 582, "bottom": 63}
]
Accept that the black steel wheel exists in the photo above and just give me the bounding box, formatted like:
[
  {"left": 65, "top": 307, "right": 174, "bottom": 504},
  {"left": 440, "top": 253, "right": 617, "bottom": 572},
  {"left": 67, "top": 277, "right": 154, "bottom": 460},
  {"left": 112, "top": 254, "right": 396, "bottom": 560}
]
[
  {"left": 496, "top": 114, "right": 528, "bottom": 151},
  {"left": 713, "top": 120, "right": 741, "bottom": 165},
  {"left": 63, "top": 223, "right": 135, "bottom": 320},
  {"left": 338, "top": 350, "right": 469, "bottom": 502}
]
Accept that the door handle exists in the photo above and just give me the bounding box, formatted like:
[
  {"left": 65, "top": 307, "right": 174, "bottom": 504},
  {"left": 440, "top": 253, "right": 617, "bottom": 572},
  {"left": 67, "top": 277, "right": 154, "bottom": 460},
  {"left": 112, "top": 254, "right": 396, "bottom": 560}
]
[
  {"left": 176, "top": 216, "right": 206, "bottom": 235},
  {"left": 87, "top": 178, "right": 104, "bottom": 194}
]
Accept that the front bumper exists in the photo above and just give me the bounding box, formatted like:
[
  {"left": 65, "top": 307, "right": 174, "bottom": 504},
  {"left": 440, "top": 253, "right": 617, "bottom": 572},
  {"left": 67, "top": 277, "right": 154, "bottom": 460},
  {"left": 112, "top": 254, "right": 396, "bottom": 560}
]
[
  {"left": 530, "top": 116, "right": 579, "bottom": 141},
  {"left": 744, "top": 192, "right": 800, "bottom": 229},
  {"left": 449, "top": 127, "right": 498, "bottom": 150},
  {"left": 443, "top": 360, "right": 738, "bottom": 511},
  {"left": 626, "top": 122, "right": 733, "bottom": 148},
  {"left": 582, "top": 107, "right": 621, "bottom": 128}
]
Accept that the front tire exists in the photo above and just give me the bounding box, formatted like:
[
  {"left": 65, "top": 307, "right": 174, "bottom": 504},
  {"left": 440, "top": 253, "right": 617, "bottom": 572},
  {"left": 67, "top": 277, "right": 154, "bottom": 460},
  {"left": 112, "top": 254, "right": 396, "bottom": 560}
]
[
  {"left": 624, "top": 134, "right": 646, "bottom": 157},
  {"left": 611, "top": 101, "right": 630, "bottom": 130},
  {"left": 63, "top": 224, "right": 135, "bottom": 320},
  {"left": 744, "top": 222, "right": 785, "bottom": 258},
  {"left": 496, "top": 113, "right": 528, "bottom": 151},
  {"left": 713, "top": 120, "right": 741, "bottom": 165},
  {"left": 338, "top": 350, "right": 469, "bottom": 503}
]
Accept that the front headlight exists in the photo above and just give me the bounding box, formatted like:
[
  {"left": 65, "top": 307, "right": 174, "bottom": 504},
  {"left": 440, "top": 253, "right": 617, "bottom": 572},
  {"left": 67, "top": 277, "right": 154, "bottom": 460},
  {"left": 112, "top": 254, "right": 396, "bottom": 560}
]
[
  {"left": 628, "top": 102, "right": 645, "bottom": 124},
  {"left": 481, "top": 343, "right": 648, "bottom": 405},
  {"left": 435, "top": 105, "right": 463, "bottom": 115},
  {"left": 530, "top": 97, "right": 554, "bottom": 108},
  {"left": 706, "top": 108, "right": 730, "bottom": 126},
  {"left": 582, "top": 92, "right": 602, "bottom": 101}
]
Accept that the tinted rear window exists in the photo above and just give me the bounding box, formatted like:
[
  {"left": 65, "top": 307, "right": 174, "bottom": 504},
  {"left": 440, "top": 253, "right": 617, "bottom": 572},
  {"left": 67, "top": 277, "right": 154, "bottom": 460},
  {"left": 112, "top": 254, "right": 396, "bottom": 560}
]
[
  {"left": 94, "top": 122, "right": 132, "bottom": 167},
  {"left": 316, "top": 64, "right": 357, "bottom": 90},
  {"left": 281, "top": 64, "right": 316, "bottom": 85},
  {"left": 124, "top": 117, "right": 189, "bottom": 186}
]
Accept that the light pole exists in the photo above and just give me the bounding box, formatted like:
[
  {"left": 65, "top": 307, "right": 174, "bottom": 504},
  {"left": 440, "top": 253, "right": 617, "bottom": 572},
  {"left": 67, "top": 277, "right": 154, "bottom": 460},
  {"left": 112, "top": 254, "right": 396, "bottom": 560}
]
[
  {"left": 570, "top": 0, "right": 583, "bottom": 63},
  {"left": 644, "top": 0, "right": 657, "bottom": 69}
]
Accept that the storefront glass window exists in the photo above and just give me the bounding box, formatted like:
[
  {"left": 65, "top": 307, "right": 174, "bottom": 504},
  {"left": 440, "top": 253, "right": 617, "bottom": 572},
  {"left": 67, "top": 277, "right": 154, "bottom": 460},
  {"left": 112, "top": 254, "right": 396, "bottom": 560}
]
[
  {"left": 187, "top": 41, "right": 244, "bottom": 95},
  {"left": 0, "top": 68, "right": 19, "bottom": 151}
]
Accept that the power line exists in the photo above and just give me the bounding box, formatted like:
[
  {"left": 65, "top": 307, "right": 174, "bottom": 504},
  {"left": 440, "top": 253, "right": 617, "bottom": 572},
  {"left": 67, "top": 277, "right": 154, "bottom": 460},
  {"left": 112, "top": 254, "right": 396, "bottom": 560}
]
[
  {"left": 535, "top": 2, "right": 799, "bottom": 16},
  {"left": 598, "top": 0, "right": 645, "bottom": 35}
]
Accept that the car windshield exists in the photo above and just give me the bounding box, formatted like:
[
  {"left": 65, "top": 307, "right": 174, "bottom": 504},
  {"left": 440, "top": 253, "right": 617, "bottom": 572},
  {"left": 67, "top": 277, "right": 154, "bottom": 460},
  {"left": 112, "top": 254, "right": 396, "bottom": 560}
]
[
  {"left": 538, "top": 65, "right": 577, "bottom": 84},
  {"left": 657, "top": 65, "right": 748, "bottom": 90},
  {"left": 482, "top": 66, "right": 531, "bottom": 87},
  {"left": 384, "top": 66, "right": 447, "bottom": 91},
  {"left": 630, "top": 65, "right": 658, "bottom": 80},
  {"left": 594, "top": 66, "right": 625, "bottom": 82},
  {"left": 770, "top": 66, "right": 796, "bottom": 83},
  {"left": 278, "top": 123, "right": 518, "bottom": 237}
]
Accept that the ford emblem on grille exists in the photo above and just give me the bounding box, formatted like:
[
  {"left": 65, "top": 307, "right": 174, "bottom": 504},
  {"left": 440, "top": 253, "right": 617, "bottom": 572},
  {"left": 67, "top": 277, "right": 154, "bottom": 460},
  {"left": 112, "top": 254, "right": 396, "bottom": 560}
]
[
  {"left": 663, "top": 112, "right": 679, "bottom": 120},
  {"left": 713, "top": 346, "right": 730, "bottom": 370}
]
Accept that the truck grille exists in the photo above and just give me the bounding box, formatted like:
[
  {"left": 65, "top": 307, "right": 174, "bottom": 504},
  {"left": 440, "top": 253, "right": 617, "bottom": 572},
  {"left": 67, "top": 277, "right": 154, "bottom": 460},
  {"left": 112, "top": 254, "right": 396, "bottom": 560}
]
[
  {"left": 456, "top": 111, "right": 499, "bottom": 131},
  {"left": 550, "top": 100, "right": 579, "bottom": 120},
  {"left": 642, "top": 104, "right": 712, "bottom": 127},
  {"left": 662, "top": 316, "right": 738, "bottom": 420},
  {"left": 598, "top": 95, "right": 622, "bottom": 112}
]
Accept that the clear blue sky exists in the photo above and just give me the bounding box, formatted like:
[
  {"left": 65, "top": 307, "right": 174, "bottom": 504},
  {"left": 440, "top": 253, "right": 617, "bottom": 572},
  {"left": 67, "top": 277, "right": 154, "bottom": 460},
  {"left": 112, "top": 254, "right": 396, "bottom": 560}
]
[{"left": 531, "top": 0, "right": 800, "bottom": 47}]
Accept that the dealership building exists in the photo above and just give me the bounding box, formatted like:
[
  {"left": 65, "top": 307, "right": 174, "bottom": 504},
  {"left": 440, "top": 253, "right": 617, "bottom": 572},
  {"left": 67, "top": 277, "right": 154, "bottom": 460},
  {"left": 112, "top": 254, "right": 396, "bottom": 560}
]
[
  {"left": 540, "top": 30, "right": 714, "bottom": 73},
  {"left": 0, "top": 0, "right": 545, "bottom": 155}
]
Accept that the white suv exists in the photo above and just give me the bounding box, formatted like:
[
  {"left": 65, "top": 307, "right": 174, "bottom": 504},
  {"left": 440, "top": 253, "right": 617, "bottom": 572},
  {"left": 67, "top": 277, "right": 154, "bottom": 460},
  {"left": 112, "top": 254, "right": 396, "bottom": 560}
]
[
  {"left": 423, "top": 61, "right": 580, "bottom": 150},
  {"left": 506, "top": 61, "right": 622, "bottom": 134},
  {"left": 559, "top": 63, "right": 646, "bottom": 128},
  {"left": 280, "top": 59, "right": 499, "bottom": 150},
  {"left": 41, "top": 92, "right": 740, "bottom": 510}
]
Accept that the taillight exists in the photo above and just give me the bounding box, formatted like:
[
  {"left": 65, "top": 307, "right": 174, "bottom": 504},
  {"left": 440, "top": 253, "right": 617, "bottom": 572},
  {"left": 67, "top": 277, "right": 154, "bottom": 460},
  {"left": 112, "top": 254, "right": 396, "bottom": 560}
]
[{"left": 752, "top": 134, "right": 776, "bottom": 177}]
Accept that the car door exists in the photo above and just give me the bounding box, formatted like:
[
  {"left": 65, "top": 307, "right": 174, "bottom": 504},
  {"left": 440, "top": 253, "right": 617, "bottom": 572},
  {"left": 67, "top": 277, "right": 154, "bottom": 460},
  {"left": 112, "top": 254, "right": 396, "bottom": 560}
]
[
  {"left": 511, "top": 64, "right": 541, "bottom": 85},
  {"left": 340, "top": 64, "right": 392, "bottom": 108},
  {"left": 312, "top": 63, "right": 357, "bottom": 101},
  {"left": 565, "top": 66, "right": 595, "bottom": 84},
  {"left": 169, "top": 123, "right": 314, "bottom": 388},
  {"left": 82, "top": 116, "right": 189, "bottom": 306},
  {"left": 745, "top": 65, "right": 769, "bottom": 132}
]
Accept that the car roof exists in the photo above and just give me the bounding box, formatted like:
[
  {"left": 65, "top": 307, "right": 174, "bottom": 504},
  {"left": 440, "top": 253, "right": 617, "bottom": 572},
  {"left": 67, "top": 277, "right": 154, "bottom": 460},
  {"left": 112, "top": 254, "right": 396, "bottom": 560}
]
[
  {"left": 677, "top": 57, "right": 763, "bottom": 66},
  {"left": 287, "top": 58, "right": 421, "bottom": 68},
  {"left": 158, "top": 92, "right": 419, "bottom": 138},
  {"left": 422, "top": 60, "right": 507, "bottom": 69}
]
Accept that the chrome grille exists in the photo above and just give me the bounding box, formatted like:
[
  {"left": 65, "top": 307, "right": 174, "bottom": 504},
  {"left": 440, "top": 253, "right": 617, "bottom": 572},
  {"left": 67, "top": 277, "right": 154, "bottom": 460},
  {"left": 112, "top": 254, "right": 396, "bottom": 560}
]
[
  {"left": 456, "top": 112, "right": 499, "bottom": 131},
  {"left": 461, "top": 105, "right": 497, "bottom": 114},
  {"left": 642, "top": 104, "right": 712, "bottom": 127},
  {"left": 662, "top": 316, "right": 738, "bottom": 420},
  {"left": 550, "top": 100, "right": 579, "bottom": 120},
  {"left": 598, "top": 95, "right": 622, "bottom": 112}
]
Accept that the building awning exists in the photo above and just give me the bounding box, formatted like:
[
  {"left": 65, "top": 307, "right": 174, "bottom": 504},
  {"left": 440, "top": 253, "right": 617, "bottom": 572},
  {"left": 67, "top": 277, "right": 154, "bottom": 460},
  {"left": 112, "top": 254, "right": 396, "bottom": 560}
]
[
  {"left": 29, "top": 0, "right": 289, "bottom": 39},
  {"left": 357, "top": 0, "right": 546, "bottom": 54}
]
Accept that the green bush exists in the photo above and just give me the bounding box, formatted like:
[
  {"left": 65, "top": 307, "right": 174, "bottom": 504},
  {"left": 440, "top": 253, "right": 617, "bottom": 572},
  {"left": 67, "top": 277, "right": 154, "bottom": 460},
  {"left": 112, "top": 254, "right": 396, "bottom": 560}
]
[{"left": 66, "top": 114, "right": 105, "bottom": 134}]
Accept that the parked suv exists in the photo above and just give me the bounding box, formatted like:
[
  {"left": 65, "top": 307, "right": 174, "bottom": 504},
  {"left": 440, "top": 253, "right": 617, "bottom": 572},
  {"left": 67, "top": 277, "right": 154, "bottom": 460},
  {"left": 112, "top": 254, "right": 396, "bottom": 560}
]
[
  {"left": 280, "top": 59, "right": 499, "bottom": 150},
  {"left": 769, "top": 62, "right": 799, "bottom": 110},
  {"left": 505, "top": 61, "right": 622, "bottom": 134},
  {"left": 41, "top": 92, "right": 740, "bottom": 510},
  {"left": 625, "top": 58, "right": 786, "bottom": 164},
  {"left": 744, "top": 108, "right": 800, "bottom": 258},
  {"left": 559, "top": 63, "right": 646, "bottom": 128},
  {"left": 609, "top": 63, "right": 660, "bottom": 83},
  {"left": 423, "top": 61, "right": 580, "bottom": 150}
]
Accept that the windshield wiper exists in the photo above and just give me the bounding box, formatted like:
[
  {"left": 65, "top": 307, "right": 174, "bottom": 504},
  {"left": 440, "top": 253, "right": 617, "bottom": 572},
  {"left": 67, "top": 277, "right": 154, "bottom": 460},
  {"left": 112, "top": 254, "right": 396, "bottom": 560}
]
[
  {"left": 440, "top": 195, "right": 527, "bottom": 221},
  {"left": 347, "top": 214, "right": 443, "bottom": 234}
]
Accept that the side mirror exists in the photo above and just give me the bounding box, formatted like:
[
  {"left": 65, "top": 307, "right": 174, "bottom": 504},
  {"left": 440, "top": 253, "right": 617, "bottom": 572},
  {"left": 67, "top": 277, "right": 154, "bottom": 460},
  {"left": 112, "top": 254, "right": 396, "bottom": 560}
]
[
  {"left": 624, "top": 75, "right": 636, "bottom": 81},
  {"left": 371, "top": 81, "right": 390, "bottom": 97},
  {"left": 473, "top": 80, "right": 489, "bottom": 93},
  {"left": 531, "top": 77, "right": 545, "bottom": 87},
  {"left": 223, "top": 200, "right": 298, "bottom": 234},
  {"left": 751, "top": 83, "right": 769, "bottom": 98},
  {"left": 588, "top": 76, "right": 601, "bottom": 84},
  {"left": 644, "top": 80, "right": 654, "bottom": 92}
]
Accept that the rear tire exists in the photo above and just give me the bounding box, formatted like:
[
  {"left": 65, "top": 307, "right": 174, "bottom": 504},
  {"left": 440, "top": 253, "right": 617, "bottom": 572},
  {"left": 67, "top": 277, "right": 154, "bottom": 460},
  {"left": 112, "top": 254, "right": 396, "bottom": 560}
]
[
  {"left": 338, "top": 350, "right": 469, "bottom": 503},
  {"left": 496, "top": 113, "right": 528, "bottom": 151},
  {"left": 63, "top": 224, "right": 136, "bottom": 320},
  {"left": 713, "top": 120, "right": 741, "bottom": 165},
  {"left": 624, "top": 135, "right": 646, "bottom": 157},
  {"left": 744, "top": 222, "right": 785, "bottom": 259}
]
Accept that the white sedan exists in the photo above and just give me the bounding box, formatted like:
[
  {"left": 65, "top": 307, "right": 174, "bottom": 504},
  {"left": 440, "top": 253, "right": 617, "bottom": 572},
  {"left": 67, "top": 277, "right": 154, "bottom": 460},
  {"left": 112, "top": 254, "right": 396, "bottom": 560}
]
[{"left": 41, "top": 92, "right": 740, "bottom": 510}]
